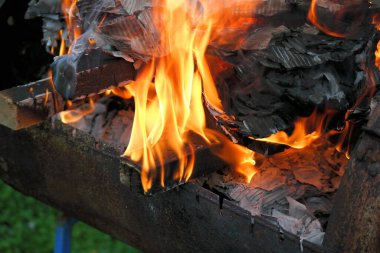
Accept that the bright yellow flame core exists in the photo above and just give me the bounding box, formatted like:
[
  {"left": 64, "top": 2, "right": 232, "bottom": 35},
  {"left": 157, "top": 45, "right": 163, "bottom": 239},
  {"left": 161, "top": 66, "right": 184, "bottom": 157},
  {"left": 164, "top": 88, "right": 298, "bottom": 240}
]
[{"left": 124, "top": 0, "right": 257, "bottom": 192}]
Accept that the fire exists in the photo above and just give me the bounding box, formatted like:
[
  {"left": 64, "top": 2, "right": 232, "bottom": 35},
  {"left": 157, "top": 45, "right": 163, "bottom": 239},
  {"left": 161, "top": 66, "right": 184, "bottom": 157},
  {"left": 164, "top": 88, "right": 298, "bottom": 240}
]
[
  {"left": 55, "top": 0, "right": 371, "bottom": 192},
  {"left": 307, "top": 0, "right": 345, "bottom": 38},
  {"left": 375, "top": 42, "right": 380, "bottom": 70},
  {"left": 256, "top": 118, "right": 320, "bottom": 149},
  {"left": 59, "top": 98, "right": 94, "bottom": 124},
  {"left": 123, "top": 0, "right": 258, "bottom": 192},
  {"left": 254, "top": 110, "right": 331, "bottom": 149},
  {"left": 61, "top": 0, "right": 81, "bottom": 54},
  {"left": 373, "top": 14, "right": 380, "bottom": 70}
]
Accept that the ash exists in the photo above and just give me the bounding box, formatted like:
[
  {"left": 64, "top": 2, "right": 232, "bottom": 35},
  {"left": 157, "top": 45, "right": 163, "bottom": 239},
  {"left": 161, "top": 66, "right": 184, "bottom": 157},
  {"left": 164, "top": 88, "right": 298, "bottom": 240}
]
[
  {"left": 66, "top": 96, "right": 135, "bottom": 152},
  {"left": 198, "top": 137, "right": 348, "bottom": 247}
]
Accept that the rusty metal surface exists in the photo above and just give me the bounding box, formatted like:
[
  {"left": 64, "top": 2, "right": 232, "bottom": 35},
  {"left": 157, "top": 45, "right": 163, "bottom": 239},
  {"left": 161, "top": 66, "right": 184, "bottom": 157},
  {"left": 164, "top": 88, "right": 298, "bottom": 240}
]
[
  {"left": 323, "top": 103, "right": 380, "bottom": 253},
  {"left": 0, "top": 120, "right": 322, "bottom": 253}
]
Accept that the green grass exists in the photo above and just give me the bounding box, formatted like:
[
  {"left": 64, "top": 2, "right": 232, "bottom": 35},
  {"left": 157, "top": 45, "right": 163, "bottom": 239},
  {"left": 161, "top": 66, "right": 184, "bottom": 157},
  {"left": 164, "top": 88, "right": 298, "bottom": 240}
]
[{"left": 0, "top": 180, "right": 140, "bottom": 253}]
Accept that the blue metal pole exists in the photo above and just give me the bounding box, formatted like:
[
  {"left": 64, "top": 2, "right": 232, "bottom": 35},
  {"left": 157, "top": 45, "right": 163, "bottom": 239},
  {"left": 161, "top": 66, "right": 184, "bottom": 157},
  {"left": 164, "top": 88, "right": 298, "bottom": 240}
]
[{"left": 54, "top": 215, "right": 77, "bottom": 253}]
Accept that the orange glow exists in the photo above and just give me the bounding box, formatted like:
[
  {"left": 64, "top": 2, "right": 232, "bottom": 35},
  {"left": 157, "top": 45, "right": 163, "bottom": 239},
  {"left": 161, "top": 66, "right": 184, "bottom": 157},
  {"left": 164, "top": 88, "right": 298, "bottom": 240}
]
[
  {"left": 122, "top": 0, "right": 258, "bottom": 192},
  {"left": 59, "top": 98, "right": 94, "bottom": 124},
  {"left": 373, "top": 14, "right": 380, "bottom": 30},
  {"left": 307, "top": 0, "right": 345, "bottom": 38},
  {"left": 111, "top": 86, "right": 133, "bottom": 100},
  {"left": 43, "top": 89, "right": 49, "bottom": 107},
  {"left": 375, "top": 42, "right": 380, "bottom": 70},
  {"left": 373, "top": 14, "right": 380, "bottom": 70},
  {"left": 207, "top": 130, "right": 257, "bottom": 183},
  {"left": 333, "top": 121, "right": 351, "bottom": 159},
  {"left": 59, "top": 30, "right": 66, "bottom": 56},
  {"left": 48, "top": 70, "right": 59, "bottom": 113},
  {"left": 254, "top": 109, "right": 354, "bottom": 158},
  {"left": 66, "top": 100, "right": 73, "bottom": 108}
]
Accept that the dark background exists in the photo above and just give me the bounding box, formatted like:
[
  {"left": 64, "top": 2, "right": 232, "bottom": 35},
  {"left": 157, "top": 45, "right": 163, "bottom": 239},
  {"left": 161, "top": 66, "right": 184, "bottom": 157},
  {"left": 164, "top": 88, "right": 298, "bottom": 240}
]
[{"left": 0, "top": 0, "right": 52, "bottom": 90}]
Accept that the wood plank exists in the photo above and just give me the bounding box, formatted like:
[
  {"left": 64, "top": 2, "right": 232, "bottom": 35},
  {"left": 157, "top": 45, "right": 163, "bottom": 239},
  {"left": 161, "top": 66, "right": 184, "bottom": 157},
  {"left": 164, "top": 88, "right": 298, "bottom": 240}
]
[{"left": 0, "top": 78, "right": 54, "bottom": 130}]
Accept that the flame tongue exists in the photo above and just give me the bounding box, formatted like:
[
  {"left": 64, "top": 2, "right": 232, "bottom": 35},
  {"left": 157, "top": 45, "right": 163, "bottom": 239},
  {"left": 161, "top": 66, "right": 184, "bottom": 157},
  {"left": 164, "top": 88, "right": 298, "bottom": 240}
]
[{"left": 124, "top": 0, "right": 256, "bottom": 192}]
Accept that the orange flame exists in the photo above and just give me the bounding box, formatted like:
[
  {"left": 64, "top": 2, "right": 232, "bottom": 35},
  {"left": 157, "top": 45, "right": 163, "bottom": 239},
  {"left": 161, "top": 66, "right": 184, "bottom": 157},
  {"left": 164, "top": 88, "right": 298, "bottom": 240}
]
[
  {"left": 375, "top": 42, "right": 380, "bottom": 70},
  {"left": 255, "top": 111, "right": 329, "bottom": 149},
  {"left": 59, "top": 98, "right": 94, "bottom": 124},
  {"left": 59, "top": 29, "right": 66, "bottom": 56},
  {"left": 307, "top": 0, "right": 345, "bottom": 38},
  {"left": 373, "top": 14, "right": 380, "bottom": 70},
  {"left": 207, "top": 130, "right": 256, "bottom": 183},
  {"left": 62, "top": 0, "right": 81, "bottom": 54},
  {"left": 123, "top": 0, "right": 258, "bottom": 192}
]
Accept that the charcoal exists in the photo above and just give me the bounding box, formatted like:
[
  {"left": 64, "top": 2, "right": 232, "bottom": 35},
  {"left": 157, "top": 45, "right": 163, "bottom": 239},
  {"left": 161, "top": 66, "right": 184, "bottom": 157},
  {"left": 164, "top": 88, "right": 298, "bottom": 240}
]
[{"left": 213, "top": 25, "right": 375, "bottom": 141}]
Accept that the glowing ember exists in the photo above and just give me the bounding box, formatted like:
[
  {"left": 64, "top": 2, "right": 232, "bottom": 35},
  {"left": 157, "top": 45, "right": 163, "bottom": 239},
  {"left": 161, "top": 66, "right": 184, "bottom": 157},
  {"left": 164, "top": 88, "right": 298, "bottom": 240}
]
[{"left": 373, "top": 14, "right": 380, "bottom": 70}]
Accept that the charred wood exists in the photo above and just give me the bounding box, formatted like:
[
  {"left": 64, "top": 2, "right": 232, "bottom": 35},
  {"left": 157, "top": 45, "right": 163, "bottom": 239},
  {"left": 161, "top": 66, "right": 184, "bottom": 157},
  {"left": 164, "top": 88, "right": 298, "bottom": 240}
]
[{"left": 51, "top": 49, "right": 136, "bottom": 99}]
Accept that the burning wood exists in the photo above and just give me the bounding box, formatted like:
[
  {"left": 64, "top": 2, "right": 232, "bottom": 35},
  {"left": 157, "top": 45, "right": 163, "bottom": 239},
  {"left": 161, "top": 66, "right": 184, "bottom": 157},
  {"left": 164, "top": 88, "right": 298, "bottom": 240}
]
[
  {"left": 1, "top": 0, "right": 377, "bottom": 192},
  {"left": 1, "top": 0, "right": 380, "bottom": 251}
]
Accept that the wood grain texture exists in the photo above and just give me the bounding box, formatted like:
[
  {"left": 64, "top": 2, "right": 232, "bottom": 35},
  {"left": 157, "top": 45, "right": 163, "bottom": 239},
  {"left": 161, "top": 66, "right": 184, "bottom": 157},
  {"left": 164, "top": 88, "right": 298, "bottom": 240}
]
[{"left": 0, "top": 78, "right": 53, "bottom": 130}]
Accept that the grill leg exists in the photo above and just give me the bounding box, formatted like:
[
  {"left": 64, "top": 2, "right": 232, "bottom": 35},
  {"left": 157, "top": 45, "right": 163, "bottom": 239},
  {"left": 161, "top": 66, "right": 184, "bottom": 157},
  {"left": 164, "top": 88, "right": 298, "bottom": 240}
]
[{"left": 54, "top": 214, "right": 77, "bottom": 253}]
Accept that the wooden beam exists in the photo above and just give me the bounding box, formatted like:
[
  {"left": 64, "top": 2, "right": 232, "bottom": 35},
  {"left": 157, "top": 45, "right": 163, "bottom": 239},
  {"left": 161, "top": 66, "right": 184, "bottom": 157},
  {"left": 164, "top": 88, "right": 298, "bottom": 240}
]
[{"left": 323, "top": 102, "right": 380, "bottom": 253}]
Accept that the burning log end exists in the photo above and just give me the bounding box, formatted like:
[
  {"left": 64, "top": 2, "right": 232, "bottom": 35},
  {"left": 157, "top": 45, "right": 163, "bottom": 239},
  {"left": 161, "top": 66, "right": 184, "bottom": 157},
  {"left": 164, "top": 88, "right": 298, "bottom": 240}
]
[{"left": 51, "top": 49, "right": 137, "bottom": 99}]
